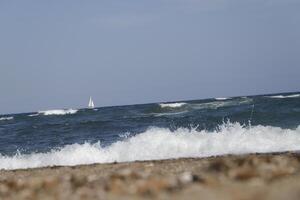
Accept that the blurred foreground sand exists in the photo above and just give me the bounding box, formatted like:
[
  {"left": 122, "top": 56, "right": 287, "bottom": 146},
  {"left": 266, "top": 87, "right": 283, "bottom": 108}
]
[{"left": 1, "top": 153, "right": 300, "bottom": 199}]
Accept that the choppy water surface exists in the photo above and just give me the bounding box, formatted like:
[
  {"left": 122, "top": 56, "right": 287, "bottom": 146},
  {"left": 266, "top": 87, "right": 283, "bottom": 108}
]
[{"left": 0, "top": 92, "right": 300, "bottom": 170}]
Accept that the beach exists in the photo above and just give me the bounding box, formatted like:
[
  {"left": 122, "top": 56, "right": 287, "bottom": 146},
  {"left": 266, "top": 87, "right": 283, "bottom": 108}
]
[
  {"left": 1, "top": 0, "right": 299, "bottom": 199},
  {"left": 1, "top": 152, "right": 300, "bottom": 200}
]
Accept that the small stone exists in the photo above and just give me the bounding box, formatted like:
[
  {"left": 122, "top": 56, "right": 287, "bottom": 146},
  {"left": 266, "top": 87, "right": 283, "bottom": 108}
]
[
  {"left": 42, "top": 177, "right": 58, "bottom": 189},
  {"left": 208, "top": 160, "right": 229, "bottom": 172},
  {"left": 145, "top": 163, "right": 154, "bottom": 167},
  {"left": 178, "top": 172, "right": 204, "bottom": 185},
  {"left": 179, "top": 172, "right": 193, "bottom": 184},
  {"left": 87, "top": 174, "right": 98, "bottom": 182},
  {"left": 229, "top": 167, "right": 258, "bottom": 181},
  {"left": 111, "top": 169, "right": 132, "bottom": 180},
  {"left": 110, "top": 168, "right": 148, "bottom": 180},
  {"left": 71, "top": 175, "right": 87, "bottom": 188},
  {"left": 105, "top": 178, "right": 126, "bottom": 194}
]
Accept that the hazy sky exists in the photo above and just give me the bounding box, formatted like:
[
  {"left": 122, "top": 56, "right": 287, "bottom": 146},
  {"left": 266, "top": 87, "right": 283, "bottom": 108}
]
[{"left": 0, "top": 0, "right": 299, "bottom": 114}]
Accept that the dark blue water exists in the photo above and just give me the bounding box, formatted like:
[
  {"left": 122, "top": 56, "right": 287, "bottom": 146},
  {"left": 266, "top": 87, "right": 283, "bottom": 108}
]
[
  {"left": 1, "top": 92, "right": 299, "bottom": 156},
  {"left": 0, "top": 92, "right": 300, "bottom": 170}
]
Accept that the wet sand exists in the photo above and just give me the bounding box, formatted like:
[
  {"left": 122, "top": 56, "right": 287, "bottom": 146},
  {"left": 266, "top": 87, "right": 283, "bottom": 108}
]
[{"left": 1, "top": 152, "right": 300, "bottom": 199}]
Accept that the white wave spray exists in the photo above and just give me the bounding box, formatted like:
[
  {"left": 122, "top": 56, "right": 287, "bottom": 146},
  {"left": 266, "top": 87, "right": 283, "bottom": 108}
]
[
  {"left": 28, "top": 113, "right": 39, "bottom": 117},
  {"left": 159, "top": 103, "right": 186, "bottom": 108},
  {"left": 38, "top": 109, "right": 78, "bottom": 116},
  {"left": 267, "top": 94, "right": 300, "bottom": 99},
  {"left": 1, "top": 122, "right": 300, "bottom": 170},
  {"left": 191, "top": 98, "right": 252, "bottom": 110},
  {"left": 0, "top": 116, "right": 13, "bottom": 121},
  {"left": 215, "top": 97, "right": 230, "bottom": 100}
]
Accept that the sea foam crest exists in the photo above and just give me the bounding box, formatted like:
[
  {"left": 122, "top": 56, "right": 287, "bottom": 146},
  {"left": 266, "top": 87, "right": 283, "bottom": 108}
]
[
  {"left": 267, "top": 94, "right": 300, "bottom": 99},
  {"left": 191, "top": 98, "right": 252, "bottom": 110},
  {"left": 1, "top": 122, "right": 300, "bottom": 170},
  {"left": 28, "top": 113, "right": 39, "bottom": 117},
  {"left": 38, "top": 109, "right": 78, "bottom": 116},
  {"left": 0, "top": 116, "right": 13, "bottom": 121},
  {"left": 215, "top": 97, "right": 229, "bottom": 100},
  {"left": 159, "top": 103, "right": 187, "bottom": 108}
]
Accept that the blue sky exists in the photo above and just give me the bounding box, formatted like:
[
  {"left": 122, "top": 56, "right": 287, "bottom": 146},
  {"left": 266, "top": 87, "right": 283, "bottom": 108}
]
[{"left": 0, "top": 0, "right": 299, "bottom": 114}]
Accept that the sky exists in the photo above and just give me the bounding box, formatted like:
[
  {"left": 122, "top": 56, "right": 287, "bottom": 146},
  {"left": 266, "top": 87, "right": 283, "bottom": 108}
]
[{"left": 0, "top": 0, "right": 299, "bottom": 114}]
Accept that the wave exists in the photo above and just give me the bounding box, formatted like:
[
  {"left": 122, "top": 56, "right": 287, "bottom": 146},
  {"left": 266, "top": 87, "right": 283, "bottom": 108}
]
[
  {"left": 159, "top": 103, "right": 187, "bottom": 108},
  {"left": 191, "top": 98, "right": 252, "bottom": 110},
  {"left": 267, "top": 94, "right": 300, "bottom": 99},
  {"left": 215, "top": 97, "right": 230, "bottom": 100},
  {"left": 155, "top": 99, "right": 252, "bottom": 115},
  {"left": 0, "top": 116, "right": 13, "bottom": 121},
  {"left": 38, "top": 109, "right": 78, "bottom": 116},
  {"left": 154, "top": 111, "right": 188, "bottom": 117},
  {"left": 1, "top": 122, "right": 300, "bottom": 170},
  {"left": 28, "top": 113, "right": 39, "bottom": 117}
]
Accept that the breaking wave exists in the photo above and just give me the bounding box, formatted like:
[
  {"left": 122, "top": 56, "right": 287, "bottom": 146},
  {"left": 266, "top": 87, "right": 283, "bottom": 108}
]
[
  {"left": 191, "top": 98, "right": 252, "bottom": 110},
  {"left": 159, "top": 103, "right": 187, "bottom": 108},
  {"left": 215, "top": 97, "right": 230, "bottom": 100},
  {"left": 1, "top": 122, "right": 300, "bottom": 170},
  {"left": 28, "top": 113, "right": 39, "bottom": 117},
  {"left": 0, "top": 116, "right": 13, "bottom": 121},
  {"left": 267, "top": 94, "right": 300, "bottom": 99},
  {"left": 157, "top": 98, "right": 252, "bottom": 112},
  {"left": 38, "top": 109, "right": 78, "bottom": 116}
]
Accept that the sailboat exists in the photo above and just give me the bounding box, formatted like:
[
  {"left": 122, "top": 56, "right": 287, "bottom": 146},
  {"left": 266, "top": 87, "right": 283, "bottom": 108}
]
[{"left": 88, "top": 97, "right": 95, "bottom": 109}]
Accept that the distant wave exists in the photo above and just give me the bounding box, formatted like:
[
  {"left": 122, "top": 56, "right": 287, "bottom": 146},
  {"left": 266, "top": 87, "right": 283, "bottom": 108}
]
[
  {"left": 159, "top": 103, "right": 187, "bottom": 108},
  {"left": 28, "top": 113, "right": 39, "bottom": 117},
  {"left": 156, "top": 98, "right": 252, "bottom": 114},
  {"left": 267, "top": 94, "right": 300, "bottom": 99},
  {"left": 0, "top": 116, "right": 13, "bottom": 121},
  {"left": 191, "top": 98, "right": 252, "bottom": 110},
  {"left": 1, "top": 122, "right": 300, "bottom": 170},
  {"left": 154, "top": 111, "right": 188, "bottom": 117},
  {"left": 38, "top": 109, "right": 78, "bottom": 116},
  {"left": 215, "top": 97, "right": 230, "bottom": 101}
]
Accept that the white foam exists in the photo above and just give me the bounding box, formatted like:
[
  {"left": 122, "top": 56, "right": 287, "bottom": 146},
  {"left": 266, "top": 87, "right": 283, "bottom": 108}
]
[
  {"left": 28, "top": 113, "right": 39, "bottom": 117},
  {"left": 267, "top": 94, "right": 300, "bottom": 99},
  {"left": 38, "top": 109, "right": 78, "bottom": 116},
  {"left": 1, "top": 122, "right": 300, "bottom": 170},
  {"left": 0, "top": 116, "right": 13, "bottom": 121},
  {"left": 215, "top": 97, "right": 229, "bottom": 100},
  {"left": 159, "top": 103, "right": 187, "bottom": 108},
  {"left": 191, "top": 98, "right": 252, "bottom": 110}
]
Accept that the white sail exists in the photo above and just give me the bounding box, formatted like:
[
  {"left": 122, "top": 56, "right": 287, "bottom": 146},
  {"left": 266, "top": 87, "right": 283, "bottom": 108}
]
[{"left": 88, "top": 97, "right": 95, "bottom": 109}]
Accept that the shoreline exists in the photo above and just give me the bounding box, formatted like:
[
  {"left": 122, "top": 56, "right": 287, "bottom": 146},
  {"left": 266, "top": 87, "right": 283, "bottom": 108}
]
[
  {"left": 2, "top": 151, "right": 297, "bottom": 172},
  {"left": 1, "top": 152, "right": 300, "bottom": 199}
]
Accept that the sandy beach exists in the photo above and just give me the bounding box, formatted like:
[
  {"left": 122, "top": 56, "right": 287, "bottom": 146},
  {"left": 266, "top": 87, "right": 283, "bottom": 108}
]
[{"left": 1, "top": 152, "right": 300, "bottom": 200}]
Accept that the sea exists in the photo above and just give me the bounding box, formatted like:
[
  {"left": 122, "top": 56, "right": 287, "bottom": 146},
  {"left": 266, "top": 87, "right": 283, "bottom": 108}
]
[{"left": 0, "top": 92, "right": 300, "bottom": 170}]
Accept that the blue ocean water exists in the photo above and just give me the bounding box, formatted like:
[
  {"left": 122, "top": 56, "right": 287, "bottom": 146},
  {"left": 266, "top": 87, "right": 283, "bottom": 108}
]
[{"left": 0, "top": 92, "right": 300, "bottom": 170}]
